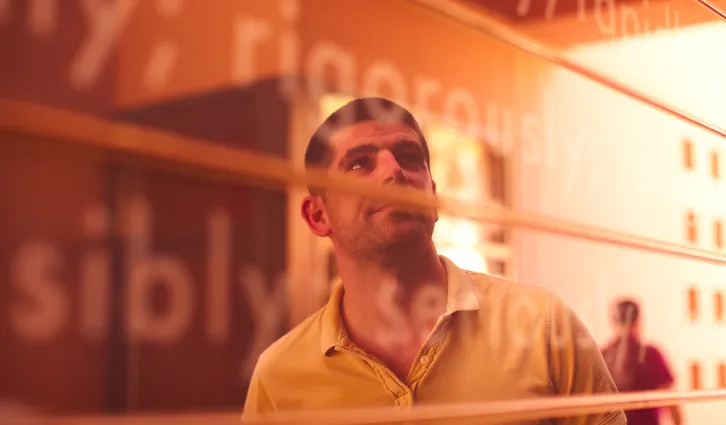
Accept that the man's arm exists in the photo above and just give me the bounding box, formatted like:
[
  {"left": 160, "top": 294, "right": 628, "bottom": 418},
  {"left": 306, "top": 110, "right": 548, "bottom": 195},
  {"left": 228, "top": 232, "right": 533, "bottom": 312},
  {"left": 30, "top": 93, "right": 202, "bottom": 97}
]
[
  {"left": 649, "top": 347, "right": 682, "bottom": 425},
  {"left": 547, "top": 294, "right": 627, "bottom": 425},
  {"left": 664, "top": 393, "right": 683, "bottom": 425}
]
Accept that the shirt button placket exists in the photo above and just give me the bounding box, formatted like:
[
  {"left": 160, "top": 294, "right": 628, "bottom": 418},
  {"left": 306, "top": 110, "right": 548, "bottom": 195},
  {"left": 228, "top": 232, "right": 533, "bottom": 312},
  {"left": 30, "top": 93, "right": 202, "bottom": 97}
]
[{"left": 395, "top": 390, "right": 414, "bottom": 407}]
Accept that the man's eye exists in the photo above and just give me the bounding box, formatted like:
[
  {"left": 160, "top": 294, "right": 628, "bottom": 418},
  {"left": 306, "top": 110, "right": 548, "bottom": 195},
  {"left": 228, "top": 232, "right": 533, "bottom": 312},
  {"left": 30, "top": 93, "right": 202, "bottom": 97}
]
[
  {"left": 349, "top": 157, "right": 372, "bottom": 171},
  {"left": 399, "top": 152, "right": 424, "bottom": 167}
]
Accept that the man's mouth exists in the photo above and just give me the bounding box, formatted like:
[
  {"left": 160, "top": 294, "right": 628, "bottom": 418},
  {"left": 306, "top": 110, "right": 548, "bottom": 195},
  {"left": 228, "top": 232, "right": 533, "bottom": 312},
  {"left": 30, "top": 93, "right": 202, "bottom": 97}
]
[
  {"left": 370, "top": 204, "right": 405, "bottom": 214},
  {"left": 370, "top": 205, "right": 425, "bottom": 220}
]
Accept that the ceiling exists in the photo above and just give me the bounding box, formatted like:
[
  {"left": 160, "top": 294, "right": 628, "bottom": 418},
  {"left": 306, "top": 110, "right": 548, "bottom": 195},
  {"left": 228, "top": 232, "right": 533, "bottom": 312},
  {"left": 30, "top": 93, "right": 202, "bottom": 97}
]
[
  {"left": 461, "top": 0, "right": 668, "bottom": 23},
  {"left": 451, "top": 0, "right": 726, "bottom": 49}
]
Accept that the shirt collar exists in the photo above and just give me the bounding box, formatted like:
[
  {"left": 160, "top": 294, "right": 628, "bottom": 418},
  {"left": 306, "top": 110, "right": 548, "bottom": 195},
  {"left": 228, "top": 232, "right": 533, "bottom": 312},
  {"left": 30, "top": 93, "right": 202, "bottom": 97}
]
[
  {"left": 320, "top": 278, "right": 346, "bottom": 355},
  {"left": 320, "top": 255, "right": 481, "bottom": 355}
]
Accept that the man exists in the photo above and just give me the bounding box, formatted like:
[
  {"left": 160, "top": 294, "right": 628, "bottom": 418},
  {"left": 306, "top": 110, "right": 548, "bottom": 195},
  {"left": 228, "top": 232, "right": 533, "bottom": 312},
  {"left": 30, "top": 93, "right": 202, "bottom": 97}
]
[
  {"left": 602, "top": 298, "right": 683, "bottom": 425},
  {"left": 243, "top": 97, "right": 626, "bottom": 424}
]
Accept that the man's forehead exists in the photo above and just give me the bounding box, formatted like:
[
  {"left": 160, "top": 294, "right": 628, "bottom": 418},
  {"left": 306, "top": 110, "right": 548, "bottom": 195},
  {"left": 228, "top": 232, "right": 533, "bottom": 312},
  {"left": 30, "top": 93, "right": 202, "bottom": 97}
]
[{"left": 329, "top": 120, "right": 421, "bottom": 151}]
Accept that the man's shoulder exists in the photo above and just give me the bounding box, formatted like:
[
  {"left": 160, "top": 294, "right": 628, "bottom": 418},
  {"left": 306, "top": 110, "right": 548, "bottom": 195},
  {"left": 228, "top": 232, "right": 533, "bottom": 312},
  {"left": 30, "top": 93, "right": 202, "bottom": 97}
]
[
  {"left": 643, "top": 343, "right": 669, "bottom": 362},
  {"left": 465, "top": 269, "right": 557, "bottom": 306},
  {"left": 463, "top": 270, "right": 577, "bottom": 333},
  {"left": 254, "top": 306, "right": 328, "bottom": 376}
]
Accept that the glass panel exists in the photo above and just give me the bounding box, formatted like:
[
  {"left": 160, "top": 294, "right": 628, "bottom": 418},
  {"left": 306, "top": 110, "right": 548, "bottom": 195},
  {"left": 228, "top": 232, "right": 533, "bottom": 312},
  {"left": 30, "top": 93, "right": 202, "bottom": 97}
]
[
  {"left": 3, "top": 0, "right": 726, "bottom": 423},
  {"left": 427, "top": 123, "right": 509, "bottom": 275}
]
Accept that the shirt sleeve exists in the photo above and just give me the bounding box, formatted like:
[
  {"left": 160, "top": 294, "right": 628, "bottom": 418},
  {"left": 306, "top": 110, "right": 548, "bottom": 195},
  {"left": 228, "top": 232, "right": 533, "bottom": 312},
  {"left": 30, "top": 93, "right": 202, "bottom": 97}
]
[
  {"left": 241, "top": 366, "right": 275, "bottom": 420},
  {"left": 547, "top": 294, "right": 627, "bottom": 425}
]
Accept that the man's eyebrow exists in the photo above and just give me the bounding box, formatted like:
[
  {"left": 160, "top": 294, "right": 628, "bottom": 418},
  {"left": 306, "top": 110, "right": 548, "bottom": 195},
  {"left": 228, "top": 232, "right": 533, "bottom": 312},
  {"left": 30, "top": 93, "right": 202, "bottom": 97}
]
[
  {"left": 336, "top": 139, "right": 423, "bottom": 167},
  {"left": 343, "top": 144, "right": 379, "bottom": 158},
  {"left": 393, "top": 139, "right": 424, "bottom": 151},
  {"left": 336, "top": 144, "right": 379, "bottom": 168}
]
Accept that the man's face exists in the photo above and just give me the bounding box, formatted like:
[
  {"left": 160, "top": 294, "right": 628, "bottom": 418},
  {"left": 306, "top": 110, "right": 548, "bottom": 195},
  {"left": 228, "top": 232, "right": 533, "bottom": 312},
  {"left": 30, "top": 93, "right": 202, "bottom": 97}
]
[{"left": 302, "top": 120, "right": 438, "bottom": 256}]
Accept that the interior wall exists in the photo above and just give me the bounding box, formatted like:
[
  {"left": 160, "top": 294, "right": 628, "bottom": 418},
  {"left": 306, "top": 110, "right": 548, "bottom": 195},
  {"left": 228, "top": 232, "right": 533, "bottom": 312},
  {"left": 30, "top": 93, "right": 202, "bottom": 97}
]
[{"left": 0, "top": 0, "right": 117, "bottom": 115}]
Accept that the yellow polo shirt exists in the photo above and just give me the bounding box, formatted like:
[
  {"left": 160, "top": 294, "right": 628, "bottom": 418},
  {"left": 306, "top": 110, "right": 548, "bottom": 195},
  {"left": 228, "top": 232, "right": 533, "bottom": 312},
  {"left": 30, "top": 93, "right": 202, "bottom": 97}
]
[{"left": 243, "top": 256, "right": 626, "bottom": 425}]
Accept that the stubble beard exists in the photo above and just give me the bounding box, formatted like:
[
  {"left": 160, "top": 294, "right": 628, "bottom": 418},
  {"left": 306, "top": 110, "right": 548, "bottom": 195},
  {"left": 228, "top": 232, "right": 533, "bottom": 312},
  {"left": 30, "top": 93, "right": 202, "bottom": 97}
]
[{"left": 347, "top": 213, "right": 436, "bottom": 262}]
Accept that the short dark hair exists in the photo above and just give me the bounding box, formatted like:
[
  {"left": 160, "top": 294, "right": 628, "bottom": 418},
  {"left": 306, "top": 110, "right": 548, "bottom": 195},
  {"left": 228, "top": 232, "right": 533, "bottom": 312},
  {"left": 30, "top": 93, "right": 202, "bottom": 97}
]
[
  {"left": 613, "top": 298, "right": 640, "bottom": 326},
  {"left": 304, "top": 97, "right": 431, "bottom": 179}
]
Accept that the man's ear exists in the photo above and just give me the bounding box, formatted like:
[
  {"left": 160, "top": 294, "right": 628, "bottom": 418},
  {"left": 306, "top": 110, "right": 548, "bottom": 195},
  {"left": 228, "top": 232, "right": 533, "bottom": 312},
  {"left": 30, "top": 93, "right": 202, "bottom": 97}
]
[{"left": 301, "top": 195, "right": 332, "bottom": 237}]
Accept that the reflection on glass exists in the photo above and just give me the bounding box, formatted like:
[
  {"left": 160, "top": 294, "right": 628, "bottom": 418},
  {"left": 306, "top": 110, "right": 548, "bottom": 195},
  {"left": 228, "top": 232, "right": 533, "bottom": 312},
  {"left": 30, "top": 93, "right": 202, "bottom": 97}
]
[
  {"left": 688, "top": 286, "right": 699, "bottom": 322},
  {"left": 690, "top": 361, "right": 701, "bottom": 390},
  {"left": 714, "top": 291, "right": 724, "bottom": 322},
  {"left": 687, "top": 211, "right": 697, "bottom": 244},
  {"left": 683, "top": 138, "right": 694, "bottom": 170},
  {"left": 428, "top": 124, "right": 487, "bottom": 273}
]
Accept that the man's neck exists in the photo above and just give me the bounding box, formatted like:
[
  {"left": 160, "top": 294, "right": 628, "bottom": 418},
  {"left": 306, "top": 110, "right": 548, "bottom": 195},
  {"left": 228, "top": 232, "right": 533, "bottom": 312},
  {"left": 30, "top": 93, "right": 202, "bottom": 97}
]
[{"left": 337, "top": 243, "right": 448, "bottom": 359}]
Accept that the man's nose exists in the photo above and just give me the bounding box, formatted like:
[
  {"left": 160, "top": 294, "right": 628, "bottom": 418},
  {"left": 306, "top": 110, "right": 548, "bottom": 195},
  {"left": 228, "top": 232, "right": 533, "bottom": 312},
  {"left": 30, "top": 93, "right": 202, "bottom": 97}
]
[{"left": 377, "top": 151, "right": 407, "bottom": 185}]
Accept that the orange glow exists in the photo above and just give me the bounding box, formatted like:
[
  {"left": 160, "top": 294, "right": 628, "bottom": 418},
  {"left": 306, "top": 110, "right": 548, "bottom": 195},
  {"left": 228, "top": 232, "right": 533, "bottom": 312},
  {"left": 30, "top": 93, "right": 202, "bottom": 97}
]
[
  {"left": 688, "top": 287, "right": 699, "bottom": 322},
  {"left": 715, "top": 291, "right": 724, "bottom": 322},
  {"left": 687, "top": 211, "right": 698, "bottom": 244},
  {"left": 683, "top": 138, "right": 694, "bottom": 169},
  {"left": 712, "top": 150, "right": 721, "bottom": 180},
  {"left": 691, "top": 362, "right": 702, "bottom": 390}
]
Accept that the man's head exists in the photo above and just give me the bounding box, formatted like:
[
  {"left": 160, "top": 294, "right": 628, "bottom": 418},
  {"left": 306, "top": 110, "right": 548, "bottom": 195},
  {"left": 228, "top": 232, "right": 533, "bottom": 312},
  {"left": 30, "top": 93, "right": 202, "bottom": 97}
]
[
  {"left": 300, "top": 97, "right": 438, "bottom": 258},
  {"left": 612, "top": 298, "right": 640, "bottom": 336}
]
